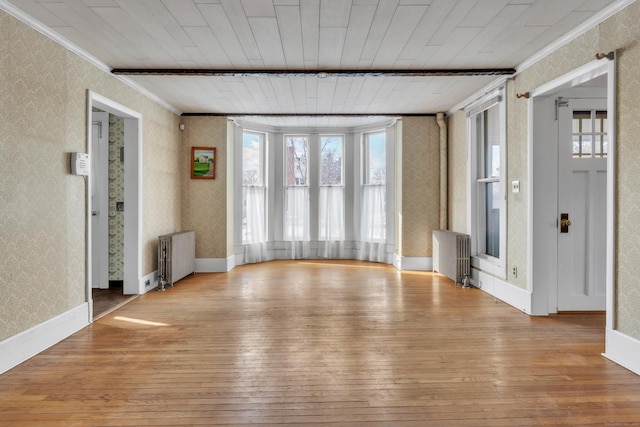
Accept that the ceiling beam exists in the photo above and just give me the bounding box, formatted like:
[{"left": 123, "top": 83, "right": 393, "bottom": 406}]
[
  {"left": 112, "top": 68, "right": 515, "bottom": 78},
  {"left": 181, "top": 113, "right": 436, "bottom": 117}
]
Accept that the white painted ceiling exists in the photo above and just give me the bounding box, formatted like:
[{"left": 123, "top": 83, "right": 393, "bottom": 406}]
[{"left": 3, "top": 0, "right": 622, "bottom": 127}]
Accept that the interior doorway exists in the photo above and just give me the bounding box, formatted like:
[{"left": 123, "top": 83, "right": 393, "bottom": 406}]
[
  {"left": 87, "top": 91, "right": 142, "bottom": 321},
  {"left": 529, "top": 59, "right": 615, "bottom": 325},
  {"left": 557, "top": 97, "right": 607, "bottom": 311}
]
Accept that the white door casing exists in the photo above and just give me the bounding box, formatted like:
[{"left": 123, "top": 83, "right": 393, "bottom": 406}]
[
  {"left": 87, "top": 90, "right": 143, "bottom": 312},
  {"left": 91, "top": 112, "right": 109, "bottom": 290},
  {"left": 557, "top": 99, "right": 607, "bottom": 311}
]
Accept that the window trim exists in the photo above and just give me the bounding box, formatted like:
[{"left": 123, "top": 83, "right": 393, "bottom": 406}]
[{"left": 467, "top": 88, "right": 507, "bottom": 279}]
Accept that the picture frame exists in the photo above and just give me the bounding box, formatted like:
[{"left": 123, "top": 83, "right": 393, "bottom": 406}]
[{"left": 191, "top": 147, "right": 216, "bottom": 179}]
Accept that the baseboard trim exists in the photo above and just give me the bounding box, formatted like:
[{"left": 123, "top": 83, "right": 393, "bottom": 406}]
[
  {"left": 0, "top": 303, "right": 89, "bottom": 375},
  {"left": 141, "top": 270, "right": 158, "bottom": 293},
  {"left": 604, "top": 328, "right": 640, "bottom": 376},
  {"left": 400, "top": 256, "right": 433, "bottom": 271},
  {"left": 196, "top": 257, "right": 235, "bottom": 273},
  {"left": 472, "top": 269, "right": 532, "bottom": 314}
]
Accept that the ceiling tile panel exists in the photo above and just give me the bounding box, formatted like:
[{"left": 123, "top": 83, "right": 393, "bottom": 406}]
[
  {"left": 341, "top": 5, "right": 377, "bottom": 67},
  {"left": 198, "top": 3, "right": 251, "bottom": 67},
  {"left": 1, "top": 0, "right": 624, "bottom": 124},
  {"left": 276, "top": 4, "right": 305, "bottom": 68},
  {"left": 372, "top": 5, "right": 428, "bottom": 67},
  {"left": 397, "top": 0, "right": 455, "bottom": 61},
  {"left": 161, "top": 0, "right": 208, "bottom": 27},
  {"left": 300, "top": 0, "right": 320, "bottom": 65},
  {"left": 249, "top": 16, "right": 286, "bottom": 67}
]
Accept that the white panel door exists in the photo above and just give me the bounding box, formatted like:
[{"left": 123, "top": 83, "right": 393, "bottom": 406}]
[
  {"left": 91, "top": 112, "right": 110, "bottom": 290},
  {"left": 557, "top": 99, "right": 607, "bottom": 311}
]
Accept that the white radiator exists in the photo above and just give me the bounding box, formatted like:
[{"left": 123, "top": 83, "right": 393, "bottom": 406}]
[
  {"left": 432, "top": 230, "right": 470, "bottom": 285},
  {"left": 158, "top": 230, "right": 195, "bottom": 290}
]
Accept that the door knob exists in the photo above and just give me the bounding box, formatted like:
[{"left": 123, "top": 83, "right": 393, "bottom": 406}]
[{"left": 560, "top": 213, "right": 571, "bottom": 233}]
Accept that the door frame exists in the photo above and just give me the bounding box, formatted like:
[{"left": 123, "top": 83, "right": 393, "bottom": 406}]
[
  {"left": 87, "top": 91, "right": 143, "bottom": 321},
  {"left": 528, "top": 57, "right": 616, "bottom": 328}
]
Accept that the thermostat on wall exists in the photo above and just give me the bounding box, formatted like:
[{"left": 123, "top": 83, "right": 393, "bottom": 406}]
[{"left": 70, "top": 152, "right": 90, "bottom": 176}]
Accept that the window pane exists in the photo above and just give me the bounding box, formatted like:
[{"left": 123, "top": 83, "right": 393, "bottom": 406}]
[
  {"left": 572, "top": 110, "right": 607, "bottom": 158},
  {"left": 484, "top": 105, "right": 500, "bottom": 178},
  {"left": 319, "top": 186, "right": 344, "bottom": 240},
  {"left": 285, "top": 136, "right": 308, "bottom": 186},
  {"left": 243, "top": 132, "right": 263, "bottom": 186},
  {"left": 242, "top": 131, "right": 266, "bottom": 244},
  {"left": 364, "top": 132, "right": 386, "bottom": 185},
  {"left": 284, "top": 187, "right": 309, "bottom": 241},
  {"left": 485, "top": 182, "right": 500, "bottom": 258},
  {"left": 581, "top": 134, "right": 593, "bottom": 156},
  {"left": 601, "top": 134, "right": 608, "bottom": 156},
  {"left": 320, "top": 136, "right": 343, "bottom": 186}
]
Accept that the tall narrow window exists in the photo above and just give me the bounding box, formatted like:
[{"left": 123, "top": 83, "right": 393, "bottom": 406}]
[
  {"left": 361, "top": 130, "right": 387, "bottom": 262},
  {"left": 479, "top": 105, "right": 501, "bottom": 258},
  {"left": 284, "top": 136, "right": 310, "bottom": 257},
  {"left": 468, "top": 88, "right": 506, "bottom": 277},
  {"left": 319, "top": 136, "right": 345, "bottom": 257},
  {"left": 242, "top": 131, "right": 267, "bottom": 263}
]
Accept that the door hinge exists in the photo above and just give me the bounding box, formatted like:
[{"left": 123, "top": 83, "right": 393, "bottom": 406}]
[{"left": 555, "top": 97, "right": 569, "bottom": 121}]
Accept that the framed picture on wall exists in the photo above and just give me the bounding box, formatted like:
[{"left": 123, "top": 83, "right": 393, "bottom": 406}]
[{"left": 191, "top": 147, "right": 216, "bottom": 179}]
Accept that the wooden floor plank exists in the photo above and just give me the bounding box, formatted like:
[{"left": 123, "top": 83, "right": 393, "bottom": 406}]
[{"left": 1, "top": 260, "right": 639, "bottom": 426}]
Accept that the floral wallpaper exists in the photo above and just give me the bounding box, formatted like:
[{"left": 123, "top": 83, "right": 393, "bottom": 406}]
[
  {"left": 401, "top": 117, "right": 440, "bottom": 257},
  {"left": 0, "top": 9, "right": 180, "bottom": 341},
  {"left": 3, "top": 0, "right": 640, "bottom": 346},
  {"left": 180, "top": 116, "right": 230, "bottom": 260},
  {"left": 447, "top": 111, "right": 467, "bottom": 235},
  {"left": 108, "top": 114, "right": 125, "bottom": 281},
  {"left": 448, "top": 1, "right": 640, "bottom": 339}
]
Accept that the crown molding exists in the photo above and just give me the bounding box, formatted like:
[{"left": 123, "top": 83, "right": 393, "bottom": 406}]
[
  {"left": 446, "top": 0, "right": 635, "bottom": 116},
  {"left": 0, "top": 0, "right": 182, "bottom": 116},
  {"left": 516, "top": 0, "right": 636, "bottom": 73}
]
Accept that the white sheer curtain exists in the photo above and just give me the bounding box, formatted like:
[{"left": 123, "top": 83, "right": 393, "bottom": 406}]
[
  {"left": 318, "top": 186, "right": 344, "bottom": 258},
  {"left": 243, "top": 186, "right": 267, "bottom": 263},
  {"left": 284, "top": 186, "right": 310, "bottom": 259},
  {"left": 360, "top": 185, "right": 386, "bottom": 262}
]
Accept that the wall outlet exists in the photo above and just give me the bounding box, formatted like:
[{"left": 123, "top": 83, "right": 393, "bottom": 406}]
[
  {"left": 512, "top": 266, "right": 518, "bottom": 278},
  {"left": 145, "top": 279, "right": 150, "bottom": 287}
]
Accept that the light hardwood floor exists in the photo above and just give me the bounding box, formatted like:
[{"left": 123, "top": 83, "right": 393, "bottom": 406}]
[{"left": 1, "top": 260, "right": 639, "bottom": 426}]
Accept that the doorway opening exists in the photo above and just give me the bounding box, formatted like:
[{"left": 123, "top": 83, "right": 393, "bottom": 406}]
[
  {"left": 87, "top": 91, "right": 142, "bottom": 321},
  {"left": 529, "top": 58, "right": 615, "bottom": 330}
]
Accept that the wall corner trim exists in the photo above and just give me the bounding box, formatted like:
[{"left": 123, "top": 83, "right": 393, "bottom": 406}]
[{"left": 0, "top": 303, "right": 89, "bottom": 375}]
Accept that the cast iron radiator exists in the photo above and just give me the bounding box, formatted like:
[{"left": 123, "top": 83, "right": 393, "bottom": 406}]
[
  {"left": 432, "top": 230, "right": 470, "bottom": 285},
  {"left": 158, "top": 230, "right": 195, "bottom": 290}
]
